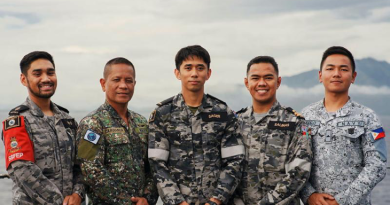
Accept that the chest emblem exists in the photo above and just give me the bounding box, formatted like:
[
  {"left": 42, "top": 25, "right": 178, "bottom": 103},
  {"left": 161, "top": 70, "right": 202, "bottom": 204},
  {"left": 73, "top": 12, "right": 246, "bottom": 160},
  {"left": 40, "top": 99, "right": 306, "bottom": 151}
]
[{"left": 268, "top": 121, "right": 296, "bottom": 130}]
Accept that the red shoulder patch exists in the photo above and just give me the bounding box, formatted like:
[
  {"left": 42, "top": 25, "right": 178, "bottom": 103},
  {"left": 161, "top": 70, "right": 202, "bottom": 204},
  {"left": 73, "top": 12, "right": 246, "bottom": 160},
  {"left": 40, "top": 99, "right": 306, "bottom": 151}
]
[{"left": 2, "top": 116, "right": 35, "bottom": 169}]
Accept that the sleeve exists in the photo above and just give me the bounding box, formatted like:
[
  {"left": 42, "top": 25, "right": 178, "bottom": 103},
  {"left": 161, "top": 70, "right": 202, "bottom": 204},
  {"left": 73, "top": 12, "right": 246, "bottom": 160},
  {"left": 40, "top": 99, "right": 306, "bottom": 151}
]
[
  {"left": 140, "top": 118, "right": 159, "bottom": 205},
  {"left": 4, "top": 117, "right": 64, "bottom": 205},
  {"left": 76, "top": 117, "right": 132, "bottom": 204},
  {"left": 299, "top": 181, "right": 317, "bottom": 204},
  {"left": 333, "top": 112, "right": 387, "bottom": 205},
  {"left": 71, "top": 120, "right": 85, "bottom": 199},
  {"left": 260, "top": 120, "right": 313, "bottom": 205},
  {"left": 148, "top": 109, "right": 186, "bottom": 205},
  {"left": 211, "top": 108, "right": 245, "bottom": 203}
]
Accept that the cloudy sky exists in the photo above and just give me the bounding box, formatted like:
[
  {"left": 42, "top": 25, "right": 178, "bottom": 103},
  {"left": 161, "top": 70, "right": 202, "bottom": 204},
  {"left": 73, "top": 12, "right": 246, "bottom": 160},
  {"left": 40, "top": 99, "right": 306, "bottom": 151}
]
[{"left": 1, "top": 0, "right": 390, "bottom": 116}]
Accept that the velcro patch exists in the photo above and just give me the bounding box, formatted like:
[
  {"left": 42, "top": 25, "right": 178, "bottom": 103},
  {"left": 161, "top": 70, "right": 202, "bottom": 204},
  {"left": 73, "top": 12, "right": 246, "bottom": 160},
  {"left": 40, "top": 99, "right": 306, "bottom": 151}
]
[
  {"left": 306, "top": 120, "right": 320, "bottom": 127},
  {"left": 201, "top": 112, "right": 227, "bottom": 122},
  {"left": 83, "top": 130, "right": 101, "bottom": 144},
  {"left": 268, "top": 121, "right": 296, "bottom": 130},
  {"left": 371, "top": 127, "right": 386, "bottom": 141},
  {"left": 62, "top": 119, "right": 77, "bottom": 129},
  {"left": 2, "top": 116, "right": 35, "bottom": 169},
  {"left": 337, "top": 121, "right": 364, "bottom": 127},
  {"left": 3, "top": 116, "right": 21, "bottom": 131}
]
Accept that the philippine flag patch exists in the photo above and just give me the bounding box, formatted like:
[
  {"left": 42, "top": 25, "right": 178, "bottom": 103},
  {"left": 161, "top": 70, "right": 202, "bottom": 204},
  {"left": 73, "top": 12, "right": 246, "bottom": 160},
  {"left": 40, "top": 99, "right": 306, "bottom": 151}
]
[
  {"left": 84, "top": 130, "right": 101, "bottom": 144},
  {"left": 371, "top": 127, "right": 386, "bottom": 141}
]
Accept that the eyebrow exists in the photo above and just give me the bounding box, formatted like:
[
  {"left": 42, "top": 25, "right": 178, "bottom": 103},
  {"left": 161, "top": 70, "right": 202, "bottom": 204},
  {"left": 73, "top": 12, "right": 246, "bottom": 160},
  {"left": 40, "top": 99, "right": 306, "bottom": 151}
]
[
  {"left": 325, "top": 64, "right": 349, "bottom": 68},
  {"left": 184, "top": 64, "right": 205, "bottom": 67},
  {"left": 250, "top": 74, "right": 274, "bottom": 77}
]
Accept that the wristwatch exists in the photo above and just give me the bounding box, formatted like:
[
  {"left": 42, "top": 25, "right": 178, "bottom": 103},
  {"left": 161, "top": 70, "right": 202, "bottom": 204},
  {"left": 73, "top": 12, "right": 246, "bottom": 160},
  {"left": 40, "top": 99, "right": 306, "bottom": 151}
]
[{"left": 207, "top": 200, "right": 218, "bottom": 205}]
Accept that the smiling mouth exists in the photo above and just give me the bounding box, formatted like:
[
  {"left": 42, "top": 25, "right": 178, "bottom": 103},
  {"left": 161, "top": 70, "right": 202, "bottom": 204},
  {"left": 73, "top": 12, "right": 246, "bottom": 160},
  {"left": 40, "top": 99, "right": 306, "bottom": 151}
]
[
  {"left": 256, "top": 89, "right": 268, "bottom": 94},
  {"left": 38, "top": 84, "right": 54, "bottom": 90}
]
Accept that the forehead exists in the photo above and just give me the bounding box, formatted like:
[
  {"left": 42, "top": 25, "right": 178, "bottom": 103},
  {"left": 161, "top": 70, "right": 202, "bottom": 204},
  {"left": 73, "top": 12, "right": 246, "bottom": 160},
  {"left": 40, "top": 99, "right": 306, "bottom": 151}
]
[
  {"left": 29, "top": 59, "right": 54, "bottom": 71},
  {"left": 107, "top": 63, "right": 134, "bottom": 77},
  {"left": 181, "top": 56, "right": 207, "bottom": 66},
  {"left": 323, "top": 54, "right": 351, "bottom": 66},
  {"left": 248, "top": 63, "right": 277, "bottom": 76}
]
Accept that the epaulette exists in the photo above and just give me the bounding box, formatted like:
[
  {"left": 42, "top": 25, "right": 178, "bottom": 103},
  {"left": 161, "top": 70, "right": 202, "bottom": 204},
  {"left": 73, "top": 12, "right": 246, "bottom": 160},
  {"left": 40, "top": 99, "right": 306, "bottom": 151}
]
[
  {"left": 285, "top": 107, "right": 304, "bottom": 119},
  {"left": 9, "top": 105, "right": 29, "bottom": 116},
  {"left": 235, "top": 107, "right": 247, "bottom": 114},
  {"left": 206, "top": 94, "right": 226, "bottom": 105},
  {"left": 55, "top": 103, "right": 69, "bottom": 113},
  {"left": 157, "top": 96, "right": 174, "bottom": 107}
]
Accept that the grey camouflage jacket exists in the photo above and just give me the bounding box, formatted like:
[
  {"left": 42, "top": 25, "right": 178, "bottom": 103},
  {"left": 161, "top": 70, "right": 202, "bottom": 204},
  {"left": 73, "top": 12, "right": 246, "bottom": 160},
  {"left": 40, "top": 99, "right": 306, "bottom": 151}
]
[
  {"left": 2, "top": 97, "right": 84, "bottom": 205},
  {"left": 234, "top": 101, "right": 312, "bottom": 205},
  {"left": 299, "top": 99, "right": 387, "bottom": 205},
  {"left": 148, "top": 93, "right": 245, "bottom": 205}
]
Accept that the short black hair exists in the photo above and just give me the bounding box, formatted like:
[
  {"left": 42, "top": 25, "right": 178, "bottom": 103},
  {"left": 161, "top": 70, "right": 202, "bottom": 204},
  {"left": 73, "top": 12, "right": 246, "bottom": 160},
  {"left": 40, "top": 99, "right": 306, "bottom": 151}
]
[
  {"left": 20, "top": 51, "right": 55, "bottom": 75},
  {"left": 320, "top": 46, "right": 355, "bottom": 72},
  {"left": 247, "top": 56, "right": 279, "bottom": 76},
  {"left": 175, "top": 45, "right": 211, "bottom": 69},
  {"left": 104, "top": 57, "right": 135, "bottom": 79}
]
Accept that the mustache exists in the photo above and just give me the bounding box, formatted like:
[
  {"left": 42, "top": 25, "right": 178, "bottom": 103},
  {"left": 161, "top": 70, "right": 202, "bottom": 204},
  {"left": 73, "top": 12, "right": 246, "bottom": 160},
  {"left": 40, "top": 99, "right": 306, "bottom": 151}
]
[{"left": 38, "top": 82, "right": 54, "bottom": 88}]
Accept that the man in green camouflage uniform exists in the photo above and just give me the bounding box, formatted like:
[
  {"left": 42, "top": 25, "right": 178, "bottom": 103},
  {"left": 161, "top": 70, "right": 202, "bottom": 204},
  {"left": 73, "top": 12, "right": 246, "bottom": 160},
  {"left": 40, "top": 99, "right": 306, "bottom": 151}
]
[
  {"left": 2, "top": 51, "right": 84, "bottom": 205},
  {"left": 148, "top": 45, "right": 245, "bottom": 205},
  {"left": 233, "top": 56, "right": 312, "bottom": 205},
  {"left": 76, "top": 57, "right": 158, "bottom": 205}
]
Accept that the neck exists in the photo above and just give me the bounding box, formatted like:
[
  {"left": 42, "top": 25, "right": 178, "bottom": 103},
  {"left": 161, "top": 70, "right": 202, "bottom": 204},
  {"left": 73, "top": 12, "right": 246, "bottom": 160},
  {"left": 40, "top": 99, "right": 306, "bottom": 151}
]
[
  {"left": 29, "top": 94, "right": 53, "bottom": 116},
  {"left": 182, "top": 89, "right": 203, "bottom": 107},
  {"left": 108, "top": 101, "right": 129, "bottom": 124},
  {"left": 324, "top": 91, "right": 349, "bottom": 112},
  {"left": 252, "top": 98, "right": 276, "bottom": 114}
]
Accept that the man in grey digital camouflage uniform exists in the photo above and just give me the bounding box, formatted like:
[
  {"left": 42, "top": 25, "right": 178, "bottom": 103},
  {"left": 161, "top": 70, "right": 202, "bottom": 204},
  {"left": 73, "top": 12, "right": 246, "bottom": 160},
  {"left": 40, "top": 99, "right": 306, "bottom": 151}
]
[
  {"left": 232, "top": 56, "right": 312, "bottom": 205},
  {"left": 148, "top": 45, "right": 245, "bottom": 205},
  {"left": 1, "top": 51, "right": 84, "bottom": 205},
  {"left": 76, "top": 57, "right": 158, "bottom": 205},
  {"left": 299, "top": 46, "right": 387, "bottom": 205}
]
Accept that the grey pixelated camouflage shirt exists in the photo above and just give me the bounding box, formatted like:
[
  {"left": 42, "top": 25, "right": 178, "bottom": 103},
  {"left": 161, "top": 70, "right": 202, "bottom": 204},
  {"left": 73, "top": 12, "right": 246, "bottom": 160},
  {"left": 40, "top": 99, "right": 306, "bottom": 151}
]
[
  {"left": 148, "top": 93, "right": 245, "bottom": 205},
  {"left": 299, "top": 99, "right": 387, "bottom": 205},
  {"left": 234, "top": 101, "right": 312, "bottom": 205},
  {"left": 2, "top": 97, "right": 84, "bottom": 205}
]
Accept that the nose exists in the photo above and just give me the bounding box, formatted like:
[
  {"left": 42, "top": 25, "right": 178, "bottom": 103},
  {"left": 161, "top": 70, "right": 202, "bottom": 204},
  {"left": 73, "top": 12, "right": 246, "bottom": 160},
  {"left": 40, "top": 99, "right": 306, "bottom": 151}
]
[
  {"left": 190, "top": 68, "right": 198, "bottom": 78},
  {"left": 118, "top": 80, "right": 128, "bottom": 89},
  {"left": 257, "top": 78, "right": 266, "bottom": 87},
  {"left": 333, "top": 69, "right": 341, "bottom": 78},
  {"left": 41, "top": 73, "right": 51, "bottom": 83}
]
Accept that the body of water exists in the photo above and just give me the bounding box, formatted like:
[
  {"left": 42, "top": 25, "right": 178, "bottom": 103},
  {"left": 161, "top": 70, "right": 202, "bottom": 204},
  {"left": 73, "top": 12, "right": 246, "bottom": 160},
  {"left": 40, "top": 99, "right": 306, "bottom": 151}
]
[{"left": 0, "top": 111, "right": 389, "bottom": 204}]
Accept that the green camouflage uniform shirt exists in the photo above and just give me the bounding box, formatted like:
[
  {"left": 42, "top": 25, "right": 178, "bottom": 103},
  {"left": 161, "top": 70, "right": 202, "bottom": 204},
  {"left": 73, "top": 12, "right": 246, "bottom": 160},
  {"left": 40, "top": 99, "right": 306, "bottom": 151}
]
[
  {"left": 148, "top": 93, "right": 245, "bottom": 205},
  {"left": 234, "top": 101, "right": 312, "bottom": 205},
  {"left": 2, "top": 97, "right": 84, "bottom": 205},
  {"left": 76, "top": 102, "right": 158, "bottom": 205}
]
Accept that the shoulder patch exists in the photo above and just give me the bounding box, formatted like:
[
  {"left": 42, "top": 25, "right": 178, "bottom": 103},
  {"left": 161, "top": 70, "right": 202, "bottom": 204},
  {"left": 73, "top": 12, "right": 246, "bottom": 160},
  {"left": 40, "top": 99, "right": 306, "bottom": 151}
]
[
  {"left": 149, "top": 110, "right": 156, "bottom": 122},
  {"left": 8, "top": 105, "right": 29, "bottom": 116},
  {"left": 206, "top": 94, "right": 226, "bottom": 105},
  {"left": 2, "top": 116, "right": 35, "bottom": 169},
  {"left": 157, "top": 96, "right": 174, "bottom": 107},
  {"left": 55, "top": 103, "right": 69, "bottom": 113},
  {"left": 83, "top": 130, "right": 101, "bottom": 144},
  {"left": 285, "top": 107, "right": 304, "bottom": 119},
  {"left": 3, "top": 116, "right": 22, "bottom": 131}
]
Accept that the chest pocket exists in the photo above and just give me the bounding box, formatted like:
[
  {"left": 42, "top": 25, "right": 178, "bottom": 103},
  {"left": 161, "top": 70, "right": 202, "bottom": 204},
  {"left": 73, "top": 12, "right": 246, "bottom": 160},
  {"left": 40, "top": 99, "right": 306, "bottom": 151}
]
[
  {"left": 263, "top": 128, "right": 290, "bottom": 172},
  {"left": 105, "top": 133, "right": 132, "bottom": 163}
]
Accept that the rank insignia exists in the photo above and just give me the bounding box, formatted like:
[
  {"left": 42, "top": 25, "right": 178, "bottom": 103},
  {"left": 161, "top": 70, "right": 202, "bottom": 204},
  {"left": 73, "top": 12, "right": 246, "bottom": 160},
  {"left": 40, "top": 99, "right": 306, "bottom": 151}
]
[{"left": 149, "top": 110, "right": 156, "bottom": 123}]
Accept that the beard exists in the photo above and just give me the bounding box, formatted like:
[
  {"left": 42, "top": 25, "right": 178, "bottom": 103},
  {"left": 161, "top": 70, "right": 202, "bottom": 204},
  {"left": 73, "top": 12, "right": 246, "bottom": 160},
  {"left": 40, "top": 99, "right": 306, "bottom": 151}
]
[{"left": 27, "top": 80, "right": 56, "bottom": 99}]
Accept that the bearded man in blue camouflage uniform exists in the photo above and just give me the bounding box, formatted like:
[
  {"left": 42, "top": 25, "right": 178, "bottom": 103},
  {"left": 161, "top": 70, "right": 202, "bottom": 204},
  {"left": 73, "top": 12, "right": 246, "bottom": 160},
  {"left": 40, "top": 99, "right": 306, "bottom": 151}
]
[
  {"left": 76, "top": 57, "right": 158, "bottom": 205},
  {"left": 299, "top": 46, "right": 387, "bottom": 205},
  {"left": 2, "top": 51, "right": 84, "bottom": 205},
  {"left": 232, "top": 56, "right": 312, "bottom": 205},
  {"left": 148, "top": 45, "right": 245, "bottom": 205}
]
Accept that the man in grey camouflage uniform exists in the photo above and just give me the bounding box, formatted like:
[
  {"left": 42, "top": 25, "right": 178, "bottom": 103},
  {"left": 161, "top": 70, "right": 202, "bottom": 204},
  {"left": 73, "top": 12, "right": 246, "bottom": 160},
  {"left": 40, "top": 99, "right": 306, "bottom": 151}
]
[
  {"left": 76, "top": 57, "right": 158, "bottom": 205},
  {"left": 299, "top": 46, "right": 387, "bottom": 205},
  {"left": 1, "top": 51, "right": 84, "bottom": 205},
  {"left": 233, "top": 56, "right": 312, "bottom": 205},
  {"left": 148, "top": 45, "right": 244, "bottom": 205}
]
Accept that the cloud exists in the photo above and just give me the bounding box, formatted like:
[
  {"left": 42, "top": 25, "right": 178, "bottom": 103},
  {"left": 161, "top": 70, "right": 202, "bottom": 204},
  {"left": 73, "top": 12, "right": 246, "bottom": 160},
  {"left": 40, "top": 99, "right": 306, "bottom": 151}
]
[{"left": 61, "top": 46, "right": 114, "bottom": 55}]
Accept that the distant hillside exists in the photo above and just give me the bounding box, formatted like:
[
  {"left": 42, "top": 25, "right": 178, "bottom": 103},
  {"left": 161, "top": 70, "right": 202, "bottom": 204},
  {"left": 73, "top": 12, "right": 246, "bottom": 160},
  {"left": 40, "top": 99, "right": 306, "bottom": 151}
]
[{"left": 283, "top": 58, "right": 390, "bottom": 88}]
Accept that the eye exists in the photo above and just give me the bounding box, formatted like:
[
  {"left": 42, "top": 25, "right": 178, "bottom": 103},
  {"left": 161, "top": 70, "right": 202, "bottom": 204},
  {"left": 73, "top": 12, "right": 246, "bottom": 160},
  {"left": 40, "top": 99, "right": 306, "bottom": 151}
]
[
  {"left": 113, "top": 78, "right": 120, "bottom": 82},
  {"left": 197, "top": 66, "right": 205, "bottom": 71},
  {"left": 126, "top": 79, "right": 133, "bottom": 83}
]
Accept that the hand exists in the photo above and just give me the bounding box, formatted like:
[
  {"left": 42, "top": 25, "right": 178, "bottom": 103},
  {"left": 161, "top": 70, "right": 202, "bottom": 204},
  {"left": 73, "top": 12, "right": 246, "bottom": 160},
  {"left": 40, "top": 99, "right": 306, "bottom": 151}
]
[
  {"left": 178, "top": 201, "right": 190, "bottom": 205},
  {"left": 308, "top": 193, "right": 334, "bottom": 205},
  {"left": 205, "top": 198, "right": 222, "bottom": 205},
  {"left": 63, "top": 193, "right": 82, "bottom": 205},
  {"left": 325, "top": 199, "right": 339, "bottom": 205},
  {"left": 131, "top": 197, "right": 149, "bottom": 205}
]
